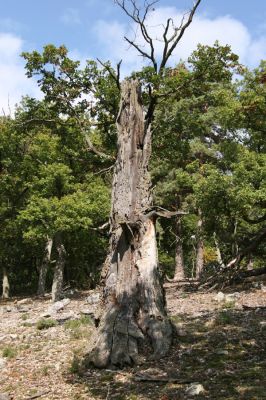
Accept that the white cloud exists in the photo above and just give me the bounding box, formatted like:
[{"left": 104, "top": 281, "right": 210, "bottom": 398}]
[
  {"left": 60, "top": 8, "right": 81, "bottom": 25},
  {"left": 93, "top": 20, "right": 144, "bottom": 75},
  {"left": 93, "top": 7, "right": 266, "bottom": 74},
  {"left": 1, "top": 7, "right": 265, "bottom": 114},
  {"left": 0, "top": 33, "right": 41, "bottom": 115}
]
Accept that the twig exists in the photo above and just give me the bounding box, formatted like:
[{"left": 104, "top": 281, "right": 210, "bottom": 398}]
[
  {"left": 90, "top": 222, "right": 110, "bottom": 232},
  {"left": 134, "top": 373, "right": 194, "bottom": 383},
  {"left": 94, "top": 164, "right": 115, "bottom": 175},
  {"left": 97, "top": 58, "right": 122, "bottom": 90},
  {"left": 106, "top": 384, "right": 110, "bottom": 399},
  {"left": 25, "top": 391, "right": 51, "bottom": 400}
]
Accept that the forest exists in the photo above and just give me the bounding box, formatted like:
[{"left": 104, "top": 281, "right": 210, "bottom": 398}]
[{"left": 0, "top": 0, "right": 265, "bottom": 399}]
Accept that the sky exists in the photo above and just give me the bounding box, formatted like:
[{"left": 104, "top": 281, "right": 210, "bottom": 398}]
[{"left": 0, "top": 0, "right": 266, "bottom": 113}]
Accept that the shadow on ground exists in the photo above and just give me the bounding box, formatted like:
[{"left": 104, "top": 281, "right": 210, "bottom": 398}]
[{"left": 66, "top": 307, "right": 266, "bottom": 400}]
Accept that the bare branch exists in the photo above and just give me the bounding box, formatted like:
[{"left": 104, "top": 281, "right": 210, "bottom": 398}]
[
  {"left": 94, "top": 164, "right": 115, "bottom": 175},
  {"left": 89, "top": 221, "right": 110, "bottom": 231},
  {"left": 145, "top": 206, "right": 188, "bottom": 220},
  {"left": 159, "top": 0, "right": 202, "bottom": 72},
  {"left": 162, "top": 18, "right": 172, "bottom": 63},
  {"left": 116, "top": 0, "right": 158, "bottom": 71},
  {"left": 15, "top": 118, "right": 60, "bottom": 126},
  {"left": 124, "top": 36, "right": 154, "bottom": 62},
  {"left": 97, "top": 58, "right": 122, "bottom": 90},
  {"left": 243, "top": 214, "right": 266, "bottom": 225},
  {"left": 115, "top": 0, "right": 201, "bottom": 74},
  {"left": 84, "top": 135, "right": 113, "bottom": 159}
]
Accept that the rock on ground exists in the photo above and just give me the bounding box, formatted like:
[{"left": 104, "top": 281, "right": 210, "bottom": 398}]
[
  {"left": 0, "top": 394, "right": 9, "bottom": 400},
  {"left": 186, "top": 383, "right": 205, "bottom": 395},
  {"left": 86, "top": 292, "right": 100, "bottom": 305},
  {"left": 44, "top": 298, "right": 71, "bottom": 316},
  {"left": 0, "top": 358, "right": 6, "bottom": 370}
]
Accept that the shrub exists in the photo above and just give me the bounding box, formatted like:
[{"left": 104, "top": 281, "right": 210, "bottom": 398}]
[
  {"left": 36, "top": 318, "right": 58, "bottom": 330},
  {"left": 2, "top": 346, "right": 17, "bottom": 359}
]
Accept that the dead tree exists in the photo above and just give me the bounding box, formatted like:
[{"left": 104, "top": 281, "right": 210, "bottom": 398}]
[{"left": 87, "top": 0, "right": 202, "bottom": 368}]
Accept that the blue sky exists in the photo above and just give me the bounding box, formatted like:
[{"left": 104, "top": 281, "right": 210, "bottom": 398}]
[{"left": 1, "top": 0, "right": 266, "bottom": 112}]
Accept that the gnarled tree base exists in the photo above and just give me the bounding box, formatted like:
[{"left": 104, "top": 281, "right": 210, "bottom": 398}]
[
  {"left": 88, "top": 306, "right": 172, "bottom": 368},
  {"left": 86, "top": 220, "right": 172, "bottom": 369}
]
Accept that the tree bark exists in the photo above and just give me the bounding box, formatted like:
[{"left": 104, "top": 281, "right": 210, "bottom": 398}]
[
  {"left": 51, "top": 233, "right": 66, "bottom": 302},
  {"left": 247, "top": 256, "right": 254, "bottom": 271},
  {"left": 2, "top": 266, "right": 10, "bottom": 299},
  {"left": 87, "top": 80, "right": 172, "bottom": 368},
  {"left": 238, "top": 266, "right": 266, "bottom": 279},
  {"left": 37, "top": 237, "right": 53, "bottom": 296},
  {"left": 195, "top": 209, "right": 204, "bottom": 279},
  {"left": 213, "top": 232, "right": 224, "bottom": 268},
  {"left": 173, "top": 217, "right": 185, "bottom": 280}
]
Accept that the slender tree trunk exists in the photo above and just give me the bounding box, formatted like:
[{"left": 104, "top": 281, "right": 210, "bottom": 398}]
[
  {"left": 51, "top": 233, "right": 66, "bottom": 302},
  {"left": 247, "top": 255, "right": 254, "bottom": 270},
  {"left": 37, "top": 237, "right": 53, "bottom": 296},
  {"left": 2, "top": 267, "right": 10, "bottom": 299},
  {"left": 232, "top": 219, "right": 238, "bottom": 256},
  {"left": 195, "top": 209, "right": 204, "bottom": 279},
  {"left": 213, "top": 232, "right": 224, "bottom": 268},
  {"left": 173, "top": 217, "right": 185, "bottom": 280},
  {"left": 88, "top": 80, "right": 172, "bottom": 368}
]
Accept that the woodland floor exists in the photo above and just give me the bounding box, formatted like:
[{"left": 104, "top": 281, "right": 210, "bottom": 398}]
[{"left": 0, "top": 282, "right": 266, "bottom": 400}]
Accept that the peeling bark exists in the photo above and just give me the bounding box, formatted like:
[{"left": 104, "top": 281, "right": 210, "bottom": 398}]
[
  {"left": 2, "top": 267, "right": 10, "bottom": 299},
  {"left": 87, "top": 80, "right": 172, "bottom": 368},
  {"left": 37, "top": 237, "right": 53, "bottom": 296},
  {"left": 51, "top": 233, "right": 66, "bottom": 302}
]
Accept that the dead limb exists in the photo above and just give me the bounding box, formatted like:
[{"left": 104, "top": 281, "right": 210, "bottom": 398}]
[
  {"left": 97, "top": 58, "right": 122, "bottom": 90},
  {"left": 115, "top": 0, "right": 202, "bottom": 74},
  {"left": 134, "top": 372, "right": 194, "bottom": 383},
  {"left": 25, "top": 391, "right": 51, "bottom": 400},
  {"left": 89, "top": 222, "right": 110, "bottom": 232},
  {"left": 199, "top": 226, "right": 266, "bottom": 289},
  {"left": 237, "top": 266, "right": 266, "bottom": 280}
]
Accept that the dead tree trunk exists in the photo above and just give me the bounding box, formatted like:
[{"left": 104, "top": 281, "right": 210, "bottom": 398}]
[
  {"left": 37, "top": 237, "right": 53, "bottom": 296},
  {"left": 195, "top": 209, "right": 204, "bottom": 279},
  {"left": 2, "top": 266, "right": 10, "bottom": 299},
  {"left": 173, "top": 217, "right": 185, "bottom": 280},
  {"left": 51, "top": 233, "right": 66, "bottom": 302},
  {"left": 88, "top": 80, "right": 172, "bottom": 368}
]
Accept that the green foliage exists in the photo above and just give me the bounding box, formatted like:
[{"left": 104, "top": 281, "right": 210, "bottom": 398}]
[
  {"left": 64, "top": 315, "right": 92, "bottom": 330},
  {"left": 215, "top": 311, "right": 233, "bottom": 325},
  {"left": 151, "top": 43, "right": 265, "bottom": 277},
  {"left": 36, "top": 318, "right": 58, "bottom": 330},
  {"left": 0, "top": 41, "right": 265, "bottom": 296},
  {"left": 2, "top": 346, "right": 17, "bottom": 359},
  {"left": 68, "top": 354, "right": 82, "bottom": 374}
]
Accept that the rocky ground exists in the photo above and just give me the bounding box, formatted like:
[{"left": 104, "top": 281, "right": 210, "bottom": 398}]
[{"left": 0, "top": 283, "right": 266, "bottom": 400}]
